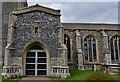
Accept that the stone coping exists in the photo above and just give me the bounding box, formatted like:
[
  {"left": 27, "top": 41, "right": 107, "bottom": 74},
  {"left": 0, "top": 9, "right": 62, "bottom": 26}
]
[{"left": 11, "top": 4, "right": 61, "bottom": 16}]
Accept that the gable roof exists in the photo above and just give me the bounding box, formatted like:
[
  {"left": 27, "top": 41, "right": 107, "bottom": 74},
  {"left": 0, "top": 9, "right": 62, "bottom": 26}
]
[{"left": 11, "top": 4, "right": 61, "bottom": 16}]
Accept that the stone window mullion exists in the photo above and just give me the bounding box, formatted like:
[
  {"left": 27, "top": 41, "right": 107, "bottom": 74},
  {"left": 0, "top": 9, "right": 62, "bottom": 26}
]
[
  {"left": 91, "top": 38, "right": 94, "bottom": 62},
  {"left": 84, "top": 40, "right": 88, "bottom": 62},
  {"left": 89, "top": 37, "right": 92, "bottom": 62},
  {"left": 113, "top": 38, "right": 116, "bottom": 61},
  {"left": 87, "top": 38, "right": 89, "bottom": 62},
  {"left": 111, "top": 39, "right": 113, "bottom": 61},
  {"left": 66, "top": 37, "right": 68, "bottom": 46},
  {"left": 117, "top": 37, "right": 119, "bottom": 61}
]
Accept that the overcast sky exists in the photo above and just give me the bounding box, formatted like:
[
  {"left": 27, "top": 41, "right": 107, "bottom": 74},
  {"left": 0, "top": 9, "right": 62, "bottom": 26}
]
[{"left": 27, "top": 0, "right": 119, "bottom": 24}]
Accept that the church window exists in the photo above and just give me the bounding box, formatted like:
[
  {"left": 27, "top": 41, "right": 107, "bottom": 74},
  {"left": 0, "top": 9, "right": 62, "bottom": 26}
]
[
  {"left": 110, "top": 35, "right": 120, "bottom": 62},
  {"left": 64, "top": 34, "right": 71, "bottom": 62},
  {"left": 84, "top": 35, "right": 97, "bottom": 62}
]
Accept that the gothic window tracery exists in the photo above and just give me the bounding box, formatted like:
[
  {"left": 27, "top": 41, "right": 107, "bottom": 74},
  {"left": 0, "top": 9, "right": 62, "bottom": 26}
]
[
  {"left": 84, "top": 35, "right": 97, "bottom": 62},
  {"left": 110, "top": 35, "right": 120, "bottom": 63}
]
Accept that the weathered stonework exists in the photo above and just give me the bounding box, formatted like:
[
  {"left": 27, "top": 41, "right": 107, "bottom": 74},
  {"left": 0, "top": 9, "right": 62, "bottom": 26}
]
[
  {"left": 1, "top": 2, "right": 120, "bottom": 78},
  {"left": 2, "top": 4, "right": 70, "bottom": 78},
  {"left": 1, "top": 2, "right": 28, "bottom": 63},
  {"left": 12, "top": 11, "right": 61, "bottom": 57},
  {"left": 63, "top": 23, "right": 119, "bottom": 70}
]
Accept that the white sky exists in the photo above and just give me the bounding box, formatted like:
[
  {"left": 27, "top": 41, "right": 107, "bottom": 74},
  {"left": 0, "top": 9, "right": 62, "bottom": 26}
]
[
  {"left": 27, "top": 0, "right": 120, "bottom": 2},
  {"left": 1, "top": 0, "right": 119, "bottom": 2},
  {"left": 27, "top": 0, "right": 119, "bottom": 24}
]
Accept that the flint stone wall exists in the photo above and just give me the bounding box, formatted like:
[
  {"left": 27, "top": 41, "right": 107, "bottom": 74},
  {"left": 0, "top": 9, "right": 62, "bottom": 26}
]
[{"left": 12, "top": 11, "right": 61, "bottom": 57}]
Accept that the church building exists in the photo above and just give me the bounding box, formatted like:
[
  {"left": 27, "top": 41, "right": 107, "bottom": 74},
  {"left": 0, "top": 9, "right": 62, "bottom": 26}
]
[{"left": 1, "top": 1, "right": 120, "bottom": 78}]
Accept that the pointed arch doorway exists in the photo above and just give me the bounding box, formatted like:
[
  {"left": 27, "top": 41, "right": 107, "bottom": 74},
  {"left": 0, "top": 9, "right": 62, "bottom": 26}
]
[{"left": 22, "top": 42, "right": 50, "bottom": 76}]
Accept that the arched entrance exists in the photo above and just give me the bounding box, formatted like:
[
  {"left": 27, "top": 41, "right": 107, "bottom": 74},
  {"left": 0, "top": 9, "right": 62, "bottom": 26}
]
[
  {"left": 22, "top": 42, "right": 50, "bottom": 76},
  {"left": 26, "top": 45, "right": 47, "bottom": 76}
]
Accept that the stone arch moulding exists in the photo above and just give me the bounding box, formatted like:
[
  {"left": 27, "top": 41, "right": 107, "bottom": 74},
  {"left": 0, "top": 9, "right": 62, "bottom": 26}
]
[
  {"left": 64, "top": 33, "right": 71, "bottom": 38},
  {"left": 108, "top": 34, "right": 119, "bottom": 48},
  {"left": 109, "top": 34, "right": 120, "bottom": 40},
  {"left": 83, "top": 34, "right": 97, "bottom": 41},
  {"left": 83, "top": 34, "right": 99, "bottom": 46},
  {"left": 21, "top": 41, "right": 50, "bottom": 76}
]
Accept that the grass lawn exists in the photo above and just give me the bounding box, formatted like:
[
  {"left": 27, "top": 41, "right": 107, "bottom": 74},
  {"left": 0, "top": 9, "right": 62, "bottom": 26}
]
[
  {"left": 66, "top": 70, "right": 93, "bottom": 80},
  {"left": 0, "top": 64, "right": 2, "bottom": 82},
  {"left": 113, "top": 74, "right": 120, "bottom": 80},
  {"left": 66, "top": 70, "right": 120, "bottom": 80},
  {"left": 0, "top": 69, "right": 120, "bottom": 81}
]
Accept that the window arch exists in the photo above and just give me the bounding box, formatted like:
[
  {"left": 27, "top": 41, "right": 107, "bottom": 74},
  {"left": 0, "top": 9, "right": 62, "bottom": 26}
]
[
  {"left": 64, "top": 34, "right": 71, "bottom": 62},
  {"left": 110, "top": 35, "right": 120, "bottom": 63},
  {"left": 84, "top": 35, "right": 97, "bottom": 62}
]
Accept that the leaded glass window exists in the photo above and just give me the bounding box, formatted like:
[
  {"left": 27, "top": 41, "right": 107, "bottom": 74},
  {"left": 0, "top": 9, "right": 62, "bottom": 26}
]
[
  {"left": 84, "top": 35, "right": 97, "bottom": 62},
  {"left": 110, "top": 35, "right": 120, "bottom": 62}
]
